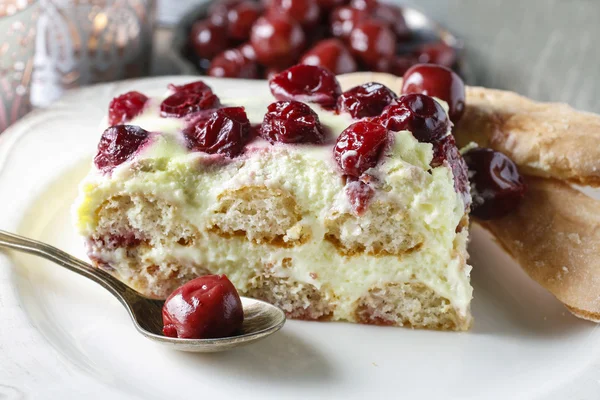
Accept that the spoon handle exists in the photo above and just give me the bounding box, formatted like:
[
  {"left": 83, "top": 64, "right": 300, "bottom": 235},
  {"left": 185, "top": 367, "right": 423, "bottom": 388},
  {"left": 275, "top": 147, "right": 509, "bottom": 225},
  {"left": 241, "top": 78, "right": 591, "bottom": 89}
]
[{"left": 0, "top": 229, "right": 133, "bottom": 302}]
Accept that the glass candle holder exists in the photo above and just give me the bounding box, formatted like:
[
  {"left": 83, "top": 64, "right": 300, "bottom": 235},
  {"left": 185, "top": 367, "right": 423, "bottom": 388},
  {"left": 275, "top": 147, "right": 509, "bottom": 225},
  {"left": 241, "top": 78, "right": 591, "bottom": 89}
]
[
  {"left": 0, "top": 0, "right": 39, "bottom": 133},
  {"left": 31, "top": 0, "right": 156, "bottom": 107}
]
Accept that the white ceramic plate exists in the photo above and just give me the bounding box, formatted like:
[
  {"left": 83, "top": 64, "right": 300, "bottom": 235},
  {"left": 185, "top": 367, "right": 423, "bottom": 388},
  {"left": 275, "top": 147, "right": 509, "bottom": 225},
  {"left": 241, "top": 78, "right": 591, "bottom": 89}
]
[{"left": 1, "top": 77, "right": 599, "bottom": 400}]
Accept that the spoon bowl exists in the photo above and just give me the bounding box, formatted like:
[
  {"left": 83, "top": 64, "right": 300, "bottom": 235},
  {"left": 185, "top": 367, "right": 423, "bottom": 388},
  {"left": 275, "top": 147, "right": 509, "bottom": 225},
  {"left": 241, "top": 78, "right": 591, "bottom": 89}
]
[
  {"left": 139, "top": 297, "right": 286, "bottom": 352},
  {"left": 0, "top": 230, "right": 286, "bottom": 352}
]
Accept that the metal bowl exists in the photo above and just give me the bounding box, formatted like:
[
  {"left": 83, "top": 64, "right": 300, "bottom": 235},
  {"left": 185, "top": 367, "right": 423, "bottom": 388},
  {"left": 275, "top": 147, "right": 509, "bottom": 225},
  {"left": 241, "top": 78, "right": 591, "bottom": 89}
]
[{"left": 169, "top": 2, "right": 471, "bottom": 82}]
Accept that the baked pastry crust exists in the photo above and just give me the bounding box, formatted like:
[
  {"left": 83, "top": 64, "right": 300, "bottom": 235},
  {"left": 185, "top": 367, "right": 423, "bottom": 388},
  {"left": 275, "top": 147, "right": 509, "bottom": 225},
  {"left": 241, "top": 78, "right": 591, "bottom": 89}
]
[
  {"left": 478, "top": 177, "right": 600, "bottom": 319},
  {"left": 456, "top": 87, "right": 600, "bottom": 186},
  {"left": 338, "top": 72, "right": 600, "bottom": 323}
]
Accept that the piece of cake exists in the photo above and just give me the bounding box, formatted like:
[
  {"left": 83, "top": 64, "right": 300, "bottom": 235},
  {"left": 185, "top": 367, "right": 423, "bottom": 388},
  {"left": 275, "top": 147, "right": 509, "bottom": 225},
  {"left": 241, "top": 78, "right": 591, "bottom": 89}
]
[
  {"left": 338, "top": 69, "right": 600, "bottom": 324},
  {"left": 73, "top": 65, "right": 473, "bottom": 330}
]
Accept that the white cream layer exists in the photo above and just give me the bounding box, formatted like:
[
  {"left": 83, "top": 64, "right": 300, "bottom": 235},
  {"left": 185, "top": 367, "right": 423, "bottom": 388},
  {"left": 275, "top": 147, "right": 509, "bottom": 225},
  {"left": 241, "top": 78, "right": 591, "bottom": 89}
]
[{"left": 74, "top": 94, "right": 472, "bottom": 319}]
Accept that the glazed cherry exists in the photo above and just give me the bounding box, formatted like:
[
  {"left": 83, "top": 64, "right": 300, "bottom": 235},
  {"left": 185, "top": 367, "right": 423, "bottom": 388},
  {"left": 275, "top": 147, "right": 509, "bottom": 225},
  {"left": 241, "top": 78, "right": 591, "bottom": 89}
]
[
  {"left": 402, "top": 63, "right": 466, "bottom": 123},
  {"left": 168, "top": 81, "right": 212, "bottom": 94},
  {"left": 94, "top": 125, "right": 149, "bottom": 172},
  {"left": 390, "top": 54, "right": 419, "bottom": 77},
  {"left": 208, "top": 47, "right": 259, "bottom": 78},
  {"left": 333, "top": 120, "right": 388, "bottom": 177},
  {"left": 269, "top": 64, "right": 342, "bottom": 107},
  {"left": 337, "top": 82, "right": 397, "bottom": 119},
  {"left": 316, "top": 0, "right": 348, "bottom": 11},
  {"left": 185, "top": 106, "right": 251, "bottom": 157},
  {"left": 208, "top": 0, "right": 243, "bottom": 26},
  {"left": 161, "top": 81, "right": 220, "bottom": 117},
  {"left": 226, "top": 1, "right": 262, "bottom": 40},
  {"left": 300, "top": 38, "right": 358, "bottom": 75},
  {"left": 372, "top": 3, "right": 410, "bottom": 39},
  {"left": 162, "top": 275, "right": 244, "bottom": 339},
  {"left": 238, "top": 42, "right": 257, "bottom": 60},
  {"left": 414, "top": 42, "right": 457, "bottom": 69},
  {"left": 266, "top": 66, "right": 283, "bottom": 80},
  {"left": 378, "top": 94, "right": 449, "bottom": 143},
  {"left": 268, "top": 0, "right": 320, "bottom": 26},
  {"left": 189, "top": 20, "right": 229, "bottom": 59},
  {"left": 304, "top": 23, "right": 328, "bottom": 45},
  {"left": 431, "top": 134, "right": 471, "bottom": 209},
  {"left": 160, "top": 90, "right": 220, "bottom": 118},
  {"left": 168, "top": 80, "right": 214, "bottom": 94},
  {"left": 349, "top": 0, "right": 377, "bottom": 11},
  {"left": 259, "top": 101, "right": 326, "bottom": 144},
  {"left": 348, "top": 19, "right": 396, "bottom": 70},
  {"left": 108, "top": 91, "right": 148, "bottom": 125},
  {"left": 250, "top": 15, "right": 306, "bottom": 67},
  {"left": 463, "top": 148, "right": 526, "bottom": 220},
  {"left": 329, "top": 6, "right": 368, "bottom": 40}
]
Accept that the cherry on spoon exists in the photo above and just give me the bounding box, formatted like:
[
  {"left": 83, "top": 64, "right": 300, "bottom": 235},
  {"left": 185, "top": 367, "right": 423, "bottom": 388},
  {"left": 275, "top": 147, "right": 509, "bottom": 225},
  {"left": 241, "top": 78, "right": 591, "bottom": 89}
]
[{"left": 0, "top": 230, "right": 285, "bottom": 352}]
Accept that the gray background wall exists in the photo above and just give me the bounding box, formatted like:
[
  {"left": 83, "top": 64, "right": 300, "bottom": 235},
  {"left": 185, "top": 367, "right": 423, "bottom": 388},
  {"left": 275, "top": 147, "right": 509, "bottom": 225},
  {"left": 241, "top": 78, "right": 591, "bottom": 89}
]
[
  {"left": 400, "top": 0, "right": 600, "bottom": 113},
  {"left": 157, "top": 0, "right": 600, "bottom": 112}
]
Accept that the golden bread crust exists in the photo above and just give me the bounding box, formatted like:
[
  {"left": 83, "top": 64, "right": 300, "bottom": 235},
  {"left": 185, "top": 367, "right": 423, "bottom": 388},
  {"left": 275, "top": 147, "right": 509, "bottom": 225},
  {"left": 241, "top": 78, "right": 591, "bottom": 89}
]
[
  {"left": 566, "top": 306, "right": 600, "bottom": 323},
  {"left": 478, "top": 177, "right": 600, "bottom": 318},
  {"left": 457, "top": 86, "right": 600, "bottom": 186}
]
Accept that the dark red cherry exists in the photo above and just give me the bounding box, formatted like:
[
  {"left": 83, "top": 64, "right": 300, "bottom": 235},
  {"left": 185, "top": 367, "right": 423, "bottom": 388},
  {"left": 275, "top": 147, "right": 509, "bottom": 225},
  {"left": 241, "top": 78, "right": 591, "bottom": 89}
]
[
  {"left": 348, "top": 19, "right": 396, "bottom": 69},
  {"left": 269, "top": 64, "right": 341, "bottom": 107},
  {"left": 168, "top": 80, "right": 214, "bottom": 94},
  {"left": 226, "top": 1, "right": 262, "bottom": 40},
  {"left": 185, "top": 107, "right": 251, "bottom": 157},
  {"left": 160, "top": 90, "right": 221, "bottom": 118},
  {"left": 268, "top": 0, "right": 320, "bottom": 26},
  {"left": 259, "top": 101, "right": 326, "bottom": 144},
  {"left": 372, "top": 3, "right": 409, "bottom": 39},
  {"left": 337, "top": 82, "right": 397, "bottom": 119},
  {"left": 463, "top": 148, "right": 526, "bottom": 220},
  {"left": 349, "top": 0, "right": 378, "bottom": 11},
  {"left": 208, "top": 47, "right": 259, "bottom": 78},
  {"left": 401, "top": 63, "right": 466, "bottom": 123},
  {"left": 208, "top": 0, "right": 243, "bottom": 26},
  {"left": 300, "top": 38, "right": 358, "bottom": 75},
  {"left": 329, "top": 6, "right": 369, "bottom": 40},
  {"left": 266, "top": 66, "right": 284, "bottom": 80},
  {"left": 333, "top": 120, "right": 388, "bottom": 177},
  {"left": 378, "top": 94, "right": 449, "bottom": 143},
  {"left": 94, "top": 125, "right": 149, "bottom": 172},
  {"left": 390, "top": 54, "right": 419, "bottom": 77},
  {"left": 238, "top": 41, "right": 257, "bottom": 61},
  {"left": 304, "top": 22, "right": 328, "bottom": 45},
  {"left": 189, "top": 20, "right": 230, "bottom": 59},
  {"left": 431, "top": 134, "right": 470, "bottom": 209},
  {"left": 162, "top": 275, "right": 244, "bottom": 339},
  {"left": 316, "top": 0, "right": 348, "bottom": 11},
  {"left": 414, "top": 42, "right": 457, "bottom": 69},
  {"left": 250, "top": 15, "right": 306, "bottom": 67},
  {"left": 108, "top": 91, "right": 148, "bottom": 125}
]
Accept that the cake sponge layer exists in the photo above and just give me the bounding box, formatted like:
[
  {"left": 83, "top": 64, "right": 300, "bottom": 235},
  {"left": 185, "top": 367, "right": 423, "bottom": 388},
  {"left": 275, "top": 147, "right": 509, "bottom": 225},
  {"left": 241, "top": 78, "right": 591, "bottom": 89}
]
[{"left": 84, "top": 191, "right": 471, "bottom": 330}]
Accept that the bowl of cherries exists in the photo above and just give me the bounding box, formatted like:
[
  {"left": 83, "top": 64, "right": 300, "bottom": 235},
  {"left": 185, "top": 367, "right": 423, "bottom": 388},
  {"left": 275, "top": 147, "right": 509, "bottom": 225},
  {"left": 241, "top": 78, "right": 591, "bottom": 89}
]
[{"left": 173, "top": 0, "right": 468, "bottom": 79}]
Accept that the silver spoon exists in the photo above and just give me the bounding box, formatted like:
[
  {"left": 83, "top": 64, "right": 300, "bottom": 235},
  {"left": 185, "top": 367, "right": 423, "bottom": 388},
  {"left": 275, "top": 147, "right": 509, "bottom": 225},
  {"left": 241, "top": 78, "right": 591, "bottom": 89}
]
[{"left": 0, "top": 230, "right": 286, "bottom": 352}]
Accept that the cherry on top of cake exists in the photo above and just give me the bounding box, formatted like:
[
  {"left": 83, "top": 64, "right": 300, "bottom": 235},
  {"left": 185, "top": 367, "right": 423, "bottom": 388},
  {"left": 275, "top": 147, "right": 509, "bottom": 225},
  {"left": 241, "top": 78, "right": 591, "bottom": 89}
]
[{"left": 97, "top": 63, "right": 526, "bottom": 220}]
